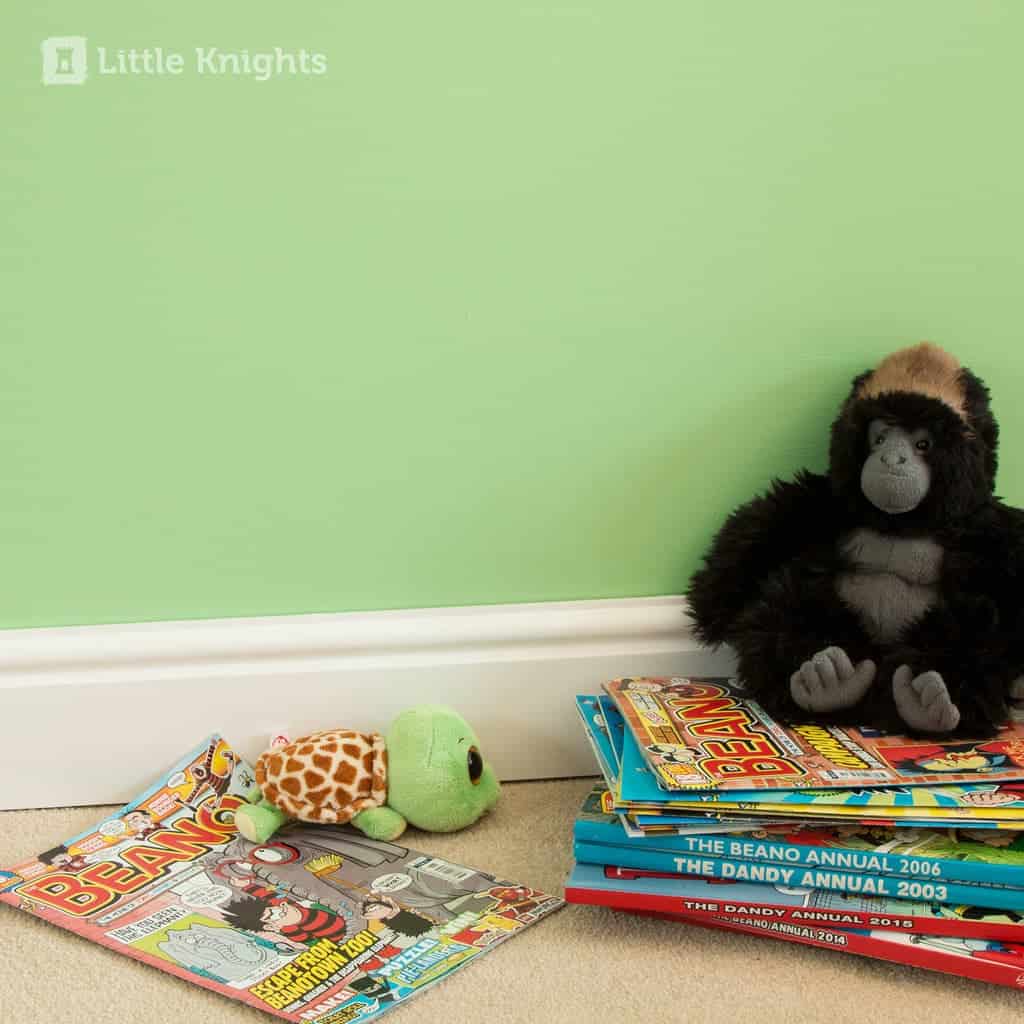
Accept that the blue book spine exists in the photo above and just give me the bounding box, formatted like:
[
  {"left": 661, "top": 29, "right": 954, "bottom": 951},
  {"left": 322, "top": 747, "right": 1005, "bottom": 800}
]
[
  {"left": 573, "top": 828, "right": 1024, "bottom": 889},
  {"left": 572, "top": 840, "right": 1024, "bottom": 912},
  {"left": 573, "top": 818, "right": 633, "bottom": 845}
]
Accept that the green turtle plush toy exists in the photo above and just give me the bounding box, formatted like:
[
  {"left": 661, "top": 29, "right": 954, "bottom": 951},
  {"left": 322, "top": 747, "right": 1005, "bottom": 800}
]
[{"left": 235, "top": 705, "right": 500, "bottom": 843}]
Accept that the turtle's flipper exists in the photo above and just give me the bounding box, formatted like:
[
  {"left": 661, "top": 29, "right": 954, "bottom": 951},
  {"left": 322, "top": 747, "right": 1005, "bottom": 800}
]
[
  {"left": 352, "top": 805, "right": 407, "bottom": 841},
  {"left": 236, "top": 799, "right": 288, "bottom": 843}
]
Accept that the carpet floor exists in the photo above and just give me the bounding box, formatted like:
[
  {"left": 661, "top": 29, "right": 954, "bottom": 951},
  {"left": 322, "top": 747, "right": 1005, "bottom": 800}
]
[{"left": 1, "top": 777, "right": 1019, "bottom": 1023}]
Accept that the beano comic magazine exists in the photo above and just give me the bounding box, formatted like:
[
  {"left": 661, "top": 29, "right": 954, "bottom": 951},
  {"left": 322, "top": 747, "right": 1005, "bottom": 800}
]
[
  {"left": 604, "top": 676, "right": 1024, "bottom": 793},
  {"left": 575, "top": 695, "right": 1001, "bottom": 833},
  {"left": 582, "top": 692, "right": 1024, "bottom": 829},
  {"left": 0, "top": 735, "right": 562, "bottom": 1023},
  {"left": 616, "top": 720, "right": 1024, "bottom": 824},
  {"left": 574, "top": 700, "right": 789, "bottom": 834},
  {"left": 602, "top": 700, "right": 1024, "bottom": 827}
]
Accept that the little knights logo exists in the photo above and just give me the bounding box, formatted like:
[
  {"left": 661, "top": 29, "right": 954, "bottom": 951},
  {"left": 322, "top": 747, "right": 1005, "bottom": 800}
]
[
  {"left": 41, "top": 36, "right": 88, "bottom": 85},
  {"left": 38, "top": 37, "right": 328, "bottom": 84}
]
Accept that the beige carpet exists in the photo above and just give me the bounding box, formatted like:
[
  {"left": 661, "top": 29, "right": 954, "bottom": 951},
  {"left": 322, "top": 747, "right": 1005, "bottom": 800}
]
[{"left": 1, "top": 778, "right": 1021, "bottom": 1023}]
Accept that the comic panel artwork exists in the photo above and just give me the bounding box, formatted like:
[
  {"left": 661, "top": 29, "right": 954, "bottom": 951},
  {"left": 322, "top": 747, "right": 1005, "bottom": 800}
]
[{"left": 0, "top": 736, "right": 562, "bottom": 1023}]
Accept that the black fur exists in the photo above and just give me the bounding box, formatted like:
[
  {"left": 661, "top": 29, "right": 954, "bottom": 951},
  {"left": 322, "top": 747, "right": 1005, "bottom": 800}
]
[{"left": 686, "top": 363, "right": 1024, "bottom": 735}]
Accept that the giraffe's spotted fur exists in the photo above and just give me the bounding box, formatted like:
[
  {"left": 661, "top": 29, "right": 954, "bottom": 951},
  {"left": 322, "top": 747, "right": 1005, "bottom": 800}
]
[{"left": 255, "top": 730, "right": 387, "bottom": 825}]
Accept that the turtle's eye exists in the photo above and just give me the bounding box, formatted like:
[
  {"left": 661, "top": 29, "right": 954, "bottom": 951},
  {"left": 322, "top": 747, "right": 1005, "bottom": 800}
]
[{"left": 467, "top": 746, "right": 483, "bottom": 785}]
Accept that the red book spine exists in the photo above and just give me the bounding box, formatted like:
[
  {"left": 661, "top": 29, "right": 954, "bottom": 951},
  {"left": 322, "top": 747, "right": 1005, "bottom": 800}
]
[
  {"left": 639, "top": 910, "right": 1024, "bottom": 992},
  {"left": 564, "top": 883, "right": 1024, "bottom": 944}
]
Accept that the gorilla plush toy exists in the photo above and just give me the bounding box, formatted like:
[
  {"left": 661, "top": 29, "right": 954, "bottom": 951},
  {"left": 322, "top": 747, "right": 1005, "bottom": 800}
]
[{"left": 687, "top": 343, "right": 1024, "bottom": 736}]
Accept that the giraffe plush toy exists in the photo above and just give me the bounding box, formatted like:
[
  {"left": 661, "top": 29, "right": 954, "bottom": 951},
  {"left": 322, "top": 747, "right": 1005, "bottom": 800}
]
[{"left": 235, "top": 706, "right": 500, "bottom": 843}]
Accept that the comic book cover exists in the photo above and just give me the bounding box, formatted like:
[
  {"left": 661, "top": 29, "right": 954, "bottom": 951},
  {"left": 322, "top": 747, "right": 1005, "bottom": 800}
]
[
  {"left": 615, "top": 711, "right": 1024, "bottom": 823},
  {"left": 599, "top": 694, "right": 627, "bottom": 776},
  {"left": 564, "top": 861, "right": 1024, "bottom": 943},
  {"left": 643, "top": 909, "right": 1024, "bottom": 992},
  {"left": 573, "top": 703, "right": 793, "bottom": 835},
  {"left": 604, "top": 676, "right": 1024, "bottom": 792},
  {"left": 0, "top": 736, "right": 562, "bottom": 1023},
  {"left": 573, "top": 784, "right": 792, "bottom": 842},
  {"left": 575, "top": 696, "right": 620, "bottom": 793},
  {"left": 577, "top": 698, "right": 1015, "bottom": 831},
  {"left": 574, "top": 695, "right": 1017, "bottom": 835}
]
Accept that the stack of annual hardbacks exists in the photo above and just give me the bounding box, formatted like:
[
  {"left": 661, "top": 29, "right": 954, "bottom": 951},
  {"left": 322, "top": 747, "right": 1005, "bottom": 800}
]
[{"left": 566, "top": 677, "right": 1024, "bottom": 989}]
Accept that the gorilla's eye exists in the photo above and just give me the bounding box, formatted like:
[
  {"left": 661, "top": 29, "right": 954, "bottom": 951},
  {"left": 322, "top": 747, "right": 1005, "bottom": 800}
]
[
  {"left": 467, "top": 746, "right": 483, "bottom": 785},
  {"left": 874, "top": 433, "right": 886, "bottom": 446},
  {"left": 915, "top": 439, "right": 931, "bottom": 452}
]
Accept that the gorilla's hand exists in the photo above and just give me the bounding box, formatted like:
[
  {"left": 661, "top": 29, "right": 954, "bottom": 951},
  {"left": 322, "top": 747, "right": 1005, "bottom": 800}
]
[
  {"left": 790, "top": 647, "right": 876, "bottom": 713},
  {"left": 893, "top": 666, "right": 961, "bottom": 733}
]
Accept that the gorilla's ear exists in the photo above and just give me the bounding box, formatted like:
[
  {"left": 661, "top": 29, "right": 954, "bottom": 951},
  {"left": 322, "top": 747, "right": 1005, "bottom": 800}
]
[
  {"left": 960, "top": 368, "right": 999, "bottom": 478},
  {"left": 841, "top": 370, "right": 874, "bottom": 409}
]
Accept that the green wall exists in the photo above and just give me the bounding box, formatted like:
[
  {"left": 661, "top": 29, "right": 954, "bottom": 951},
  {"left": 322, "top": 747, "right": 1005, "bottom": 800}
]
[{"left": 2, "top": 2, "right": 1022, "bottom": 629}]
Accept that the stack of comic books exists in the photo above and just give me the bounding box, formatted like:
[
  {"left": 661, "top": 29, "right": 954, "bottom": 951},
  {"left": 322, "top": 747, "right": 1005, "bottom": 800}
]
[
  {"left": 0, "top": 735, "right": 563, "bottom": 1023},
  {"left": 566, "top": 677, "right": 1024, "bottom": 990}
]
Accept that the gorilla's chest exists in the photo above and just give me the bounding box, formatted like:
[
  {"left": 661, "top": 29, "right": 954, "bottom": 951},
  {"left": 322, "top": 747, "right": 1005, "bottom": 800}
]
[{"left": 835, "top": 529, "right": 944, "bottom": 644}]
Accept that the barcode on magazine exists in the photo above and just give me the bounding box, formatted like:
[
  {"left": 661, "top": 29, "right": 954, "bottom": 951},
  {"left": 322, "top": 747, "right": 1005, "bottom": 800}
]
[
  {"left": 821, "top": 770, "right": 892, "bottom": 782},
  {"left": 411, "top": 856, "right": 477, "bottom": 883}
]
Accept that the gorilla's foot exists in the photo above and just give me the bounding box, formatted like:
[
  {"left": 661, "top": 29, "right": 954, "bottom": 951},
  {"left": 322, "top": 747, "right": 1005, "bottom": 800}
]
[
  {"left": 893, "top": 666, "right": 960, "bottom": 734},
  {"left": 790, "top": 647, "right": 876, "bottom": 713}
]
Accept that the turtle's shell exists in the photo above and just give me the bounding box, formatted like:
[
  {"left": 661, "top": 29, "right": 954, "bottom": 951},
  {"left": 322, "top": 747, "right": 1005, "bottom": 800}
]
[{"left": 255, "top": 730, "right": 388, "bottom": 825}]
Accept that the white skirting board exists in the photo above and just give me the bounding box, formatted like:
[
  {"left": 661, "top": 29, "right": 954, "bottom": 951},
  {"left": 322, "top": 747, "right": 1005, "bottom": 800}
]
[{"left": 0, "top": 596, "right": 734, "bottom": 811}]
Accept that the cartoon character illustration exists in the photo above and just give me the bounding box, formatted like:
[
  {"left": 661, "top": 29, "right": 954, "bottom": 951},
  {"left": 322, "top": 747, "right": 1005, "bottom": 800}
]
[
  {"left": 222, "top": 880, "right": 352, "bottom": 947},
  {"left": 346, "top": 974, "right": 396, "bottom": 1012},
  {"left": 957, "top": 904, "right": 1024, "bottom": 923},
  {"left": 209, "top": 823, "right": 507, "bottom": 956},
  {"left": 489, "top": 886, "right": 542, "bottom": 912},
  {"left": 969, "top": 829, "right": 1024, "bottom": 850},
  {"left": 646, "top": 744, "right": 698, "bottom": 765},
  {"left": 445, "top": 912, "right": 519, "bottom": 946},
  {"left": 37, "top": 845, "right": 89, "bottom": 872},
  {"left": 123, "top": 809, "right": 162, "bottom": 840},
  {"left": 158, "top": 923, "right": 286, "bottom": 983},
  {"left": 394, "top": 860, "right": 499, "bottom": 920},
  {"left": 224, "top": 829, "right": 407, "bottom": 871},
  {"left": 487, "top": 885, "right": 550, "bottom": 922},
  {"left": 178, "top": 740, "right": 238, "bottom": 810},
  {"left": 887, "top": 742, "right": 1013, "bottom": 776},
  {"left": 928, "top": 901, "right": 1024, "bottom": 924},
  {"left": 359, "top": 893, "right": 435, "bottom": 940},
  {"left": 958, "top": 788, "right": 1024, "bottom": 808}
]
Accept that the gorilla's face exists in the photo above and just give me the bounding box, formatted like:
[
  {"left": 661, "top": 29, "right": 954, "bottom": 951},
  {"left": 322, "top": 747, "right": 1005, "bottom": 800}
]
[{"left": 860, "top": 419, "right": 933, "bottom": 514}]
